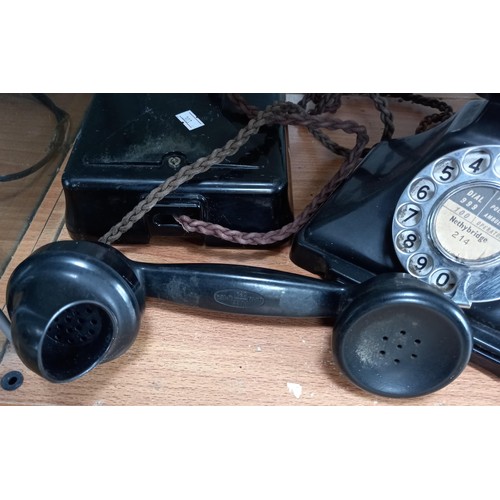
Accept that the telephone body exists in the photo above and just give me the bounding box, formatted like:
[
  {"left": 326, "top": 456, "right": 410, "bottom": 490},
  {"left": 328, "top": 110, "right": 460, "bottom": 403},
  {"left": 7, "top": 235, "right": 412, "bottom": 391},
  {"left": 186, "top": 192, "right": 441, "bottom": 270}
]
[{"left": 290, "top": 95, "right": 500, "bottom": 376}]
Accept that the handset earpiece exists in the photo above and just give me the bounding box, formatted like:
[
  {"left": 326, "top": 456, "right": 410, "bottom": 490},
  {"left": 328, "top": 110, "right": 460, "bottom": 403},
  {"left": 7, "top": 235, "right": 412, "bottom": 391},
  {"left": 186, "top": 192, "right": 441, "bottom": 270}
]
[{"left": 5, "top": 240, "right": 473, "bottom": 397}]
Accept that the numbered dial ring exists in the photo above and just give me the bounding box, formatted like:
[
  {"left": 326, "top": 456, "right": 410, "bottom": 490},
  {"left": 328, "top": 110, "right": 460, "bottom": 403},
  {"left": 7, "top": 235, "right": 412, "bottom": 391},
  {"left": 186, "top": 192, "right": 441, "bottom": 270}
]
[{"left": 392, "top": 145, "right": 500, "bottom": 306}]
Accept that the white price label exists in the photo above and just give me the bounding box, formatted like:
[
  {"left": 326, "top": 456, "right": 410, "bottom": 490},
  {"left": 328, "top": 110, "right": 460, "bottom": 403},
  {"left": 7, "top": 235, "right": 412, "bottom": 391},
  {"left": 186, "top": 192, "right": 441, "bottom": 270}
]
[{"left": 175, "top": 110, "right": 205, "bottom": 131}]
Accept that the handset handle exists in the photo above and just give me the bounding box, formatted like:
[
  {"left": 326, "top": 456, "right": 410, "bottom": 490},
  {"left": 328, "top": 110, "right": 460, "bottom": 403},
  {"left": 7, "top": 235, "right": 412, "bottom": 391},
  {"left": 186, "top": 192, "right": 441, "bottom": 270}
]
[{"left": 135, "top": 262, "right": 349, "bottom": 317}]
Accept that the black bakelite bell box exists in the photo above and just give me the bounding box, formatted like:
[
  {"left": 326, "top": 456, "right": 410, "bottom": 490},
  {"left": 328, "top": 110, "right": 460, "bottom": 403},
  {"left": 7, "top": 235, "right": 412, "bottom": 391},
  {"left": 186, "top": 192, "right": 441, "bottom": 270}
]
[{"left": 62, "top": 93, "right": 293, "bottom": 244}]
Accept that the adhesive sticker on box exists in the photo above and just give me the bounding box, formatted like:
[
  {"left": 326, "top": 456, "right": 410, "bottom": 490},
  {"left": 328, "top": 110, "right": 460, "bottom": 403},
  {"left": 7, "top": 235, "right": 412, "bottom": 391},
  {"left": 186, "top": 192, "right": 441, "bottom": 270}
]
[{"left": 175, "top": 110, "right": 205, "bottom": 131}]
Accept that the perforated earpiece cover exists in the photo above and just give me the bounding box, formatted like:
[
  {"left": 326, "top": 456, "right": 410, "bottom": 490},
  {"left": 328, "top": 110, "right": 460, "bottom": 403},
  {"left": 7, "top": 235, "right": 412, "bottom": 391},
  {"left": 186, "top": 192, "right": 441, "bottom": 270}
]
[{"left": 334, "top": 274, "right": 473, "bottom": 398}]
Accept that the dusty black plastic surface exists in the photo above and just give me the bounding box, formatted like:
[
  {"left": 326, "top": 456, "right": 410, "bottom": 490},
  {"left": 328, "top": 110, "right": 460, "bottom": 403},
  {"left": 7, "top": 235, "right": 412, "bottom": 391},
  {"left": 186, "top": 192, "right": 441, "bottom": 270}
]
[
  {"left": 290, "top": 95, "right": 500, "bottom": 376},
  {"left": 62, "top": 94, "right": 293, "bottom": 244},
  {"left": 334, "top": 274, "right": 472, "bottom": 398}
]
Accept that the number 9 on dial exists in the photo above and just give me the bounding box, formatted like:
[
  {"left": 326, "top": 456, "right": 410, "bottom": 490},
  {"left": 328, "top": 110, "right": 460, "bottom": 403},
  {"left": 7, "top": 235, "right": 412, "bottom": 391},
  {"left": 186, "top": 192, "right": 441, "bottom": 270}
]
[{"left": 408, "top": 253, "right": 433, "bottom": 276}]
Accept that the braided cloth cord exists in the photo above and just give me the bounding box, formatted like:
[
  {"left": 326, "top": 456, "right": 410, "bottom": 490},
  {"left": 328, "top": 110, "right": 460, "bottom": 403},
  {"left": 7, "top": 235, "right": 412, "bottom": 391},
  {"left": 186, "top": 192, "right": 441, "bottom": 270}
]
[{"left": 99, "top": 94, "right": 453, "bottom": 246}]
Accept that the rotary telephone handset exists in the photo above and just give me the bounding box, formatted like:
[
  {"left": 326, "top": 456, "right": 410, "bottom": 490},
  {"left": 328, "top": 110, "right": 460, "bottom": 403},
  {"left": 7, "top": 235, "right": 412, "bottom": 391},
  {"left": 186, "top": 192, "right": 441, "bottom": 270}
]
[{"left": 290, "top": 93, "right": 500, "bottom": 377}]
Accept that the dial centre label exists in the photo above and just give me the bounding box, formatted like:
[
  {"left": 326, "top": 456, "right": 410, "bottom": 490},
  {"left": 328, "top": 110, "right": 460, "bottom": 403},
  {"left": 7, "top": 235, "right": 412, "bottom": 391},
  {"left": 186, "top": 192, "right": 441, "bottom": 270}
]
[{"left": 432, "top": 184, "right": 500, "bottom": 264}]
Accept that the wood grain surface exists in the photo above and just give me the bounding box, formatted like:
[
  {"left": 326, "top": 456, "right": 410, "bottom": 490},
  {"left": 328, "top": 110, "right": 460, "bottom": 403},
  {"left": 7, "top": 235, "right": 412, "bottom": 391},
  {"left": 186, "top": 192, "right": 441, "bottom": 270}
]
[{"left": 1, "top": 93, "right": 498, "bottom": 405}]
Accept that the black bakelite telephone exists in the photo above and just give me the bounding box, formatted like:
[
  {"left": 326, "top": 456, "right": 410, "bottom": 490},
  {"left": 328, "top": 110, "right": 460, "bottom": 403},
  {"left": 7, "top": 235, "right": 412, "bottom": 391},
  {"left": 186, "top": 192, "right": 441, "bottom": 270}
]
[
  {"left": 1, "top": 94, "right": 499, "bottom": 399},
  {"left": 291, "top": 93, "right": 500, "bottom": 383}
]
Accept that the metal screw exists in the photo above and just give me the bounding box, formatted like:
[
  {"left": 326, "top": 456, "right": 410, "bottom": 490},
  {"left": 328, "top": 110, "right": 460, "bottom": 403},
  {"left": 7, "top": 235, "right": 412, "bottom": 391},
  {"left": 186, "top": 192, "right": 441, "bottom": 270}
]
[{"left": 167, "top": 156, "right": 182, "bottom": 169}]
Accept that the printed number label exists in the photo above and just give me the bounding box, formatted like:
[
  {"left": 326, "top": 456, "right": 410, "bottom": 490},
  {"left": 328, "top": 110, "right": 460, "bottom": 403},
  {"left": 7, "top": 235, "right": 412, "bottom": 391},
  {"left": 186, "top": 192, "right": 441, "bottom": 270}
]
[
  {"left": 396, "top": 203, "right": 422, "bottom": 227},
  {"left": 430, "top": 269, "right": 457, "bottom": 293},
  {"left": 463, "top": 151, "right": 490, "bottom": 175},
  {"left": 408, "top": 253, "right": 433, "bottom": 276},
  {"left": 409, "top": 178, "right": 435, "bottom": 203},
  {"left": 433, "top": 159, "right": 459, "bottom": 183},
  {"left": 396, "top": 230, "right": 421, "bottom": 253}
]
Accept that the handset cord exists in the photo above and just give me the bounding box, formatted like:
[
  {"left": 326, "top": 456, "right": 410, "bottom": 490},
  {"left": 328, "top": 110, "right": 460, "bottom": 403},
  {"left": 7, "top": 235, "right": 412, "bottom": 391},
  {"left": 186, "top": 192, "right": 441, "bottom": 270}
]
[{"left": 96, "top": 93, "right": 452, "bottom": 246}]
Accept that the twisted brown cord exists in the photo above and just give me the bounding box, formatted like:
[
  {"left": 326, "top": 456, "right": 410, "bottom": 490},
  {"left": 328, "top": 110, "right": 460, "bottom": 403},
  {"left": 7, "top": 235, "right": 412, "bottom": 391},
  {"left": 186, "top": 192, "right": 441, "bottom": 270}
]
[
  {"left": 100, "top": 93, "right": 454, "bottom": 246},
  {"left": 99, "top": 107, "right": 271, "bottom": 244},
  {"left": 381, "top": 93, "right": 454, "bottom": 134},
  {"left": 289, "top": 94, "right": 395, "bottom": 159},
  {"left": 368, "top": 93, "right": 395, "bottom": 141},
  {"left": 99, "top": 100, "right": 368, "bottom": 245},
  {"left": 175, "top": 124, "right": 368, "bottom": 245},
  {"left": 230, "top": 93, "right": 381, "bottom": 158}
]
